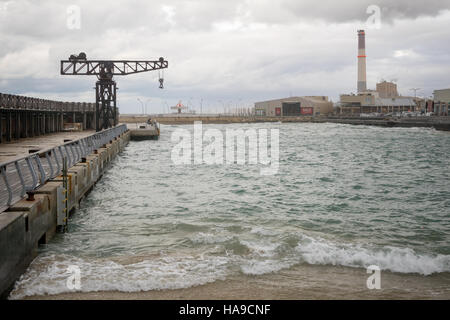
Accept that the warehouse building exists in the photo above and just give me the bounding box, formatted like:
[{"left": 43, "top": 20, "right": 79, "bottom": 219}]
[
  {"left": 254, "top": 96, "right": 333, "bottom": 117},
  {"left": 433, "top": 88, "right": 450, "bottom": 116},
  {"left": 339, "top": 91, "right": 416, "bottom": 114}
]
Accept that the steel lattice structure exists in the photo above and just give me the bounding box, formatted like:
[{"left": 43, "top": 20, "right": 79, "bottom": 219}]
[
  {"left": 60, "top": 55, "right": 168, "bottom": 131},
  {"left": 60, "top": 60, "right": 168, "bottom": 76}
]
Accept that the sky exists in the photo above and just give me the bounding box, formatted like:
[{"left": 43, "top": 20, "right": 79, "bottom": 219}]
[{"left": 0, "top": 0, "right": 449, "bottom": 114}]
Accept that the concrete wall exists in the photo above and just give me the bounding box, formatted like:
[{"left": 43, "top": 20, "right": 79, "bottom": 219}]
[{"left": 0, "top": 129, "right": 130, "bottom": 299}]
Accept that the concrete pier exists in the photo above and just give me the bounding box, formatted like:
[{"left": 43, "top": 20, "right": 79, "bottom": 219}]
[
  {"left": 128, "top": 123, "right": 160, "bottom": 140},
  {"left": 0, "top": 128, "right": 130, "bottom": 298},
  {"left": 0, "top": 130, "right": 96, "bottom": 164}
]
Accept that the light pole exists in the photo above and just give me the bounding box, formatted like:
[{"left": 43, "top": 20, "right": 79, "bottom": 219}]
[
  {"left": 144, "top": 99, "right": 150, "bottom": 115},
  {"left": 410, "top": 88, "right": 421, "bottom": 112},
  {"left": 164, "top": 101, "right": 170, "bottom": 114},
  {"left": 410, "top": 88, "right": 421, "bottom": 99},
  {"left": 137, "top": 98, "right": 144, "bottom": 115},
  {"left": 138, "top": 98, "right": 151, "bottom": 115}
]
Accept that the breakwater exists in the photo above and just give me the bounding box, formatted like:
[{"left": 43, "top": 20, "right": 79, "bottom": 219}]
[
  {"left": 120, "top": 115, "right": 450, "bottom": 131},
  {"left": 0, "top": 125, "right": 130, "bottom": 298}
]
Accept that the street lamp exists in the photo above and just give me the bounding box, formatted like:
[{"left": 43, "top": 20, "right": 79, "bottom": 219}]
[
  {"left": 137, "top": 98, "right": 151, "bottom": 115},
  {"left": 137, "top": 98, "right": 144, "bottom": 115},
  {"left": 410, "top": 88, "right": 421, "bottom": 99},
  {"left": 145, "top": 99, "right": 150, "bottom": 115}
]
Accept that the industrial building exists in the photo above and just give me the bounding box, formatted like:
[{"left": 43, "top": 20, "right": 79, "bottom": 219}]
[
  {"left": 339, "top": 91, "right": 416, "bottom": 114},
  {"left": 254, "top": 96, "right": 333, "bottom": 117},
  {"left": 339, "top": 30, "right": 417, "bottom": 114},
  {"left": 433, "top": 88, "right": 450, "bottom": 116},
  {"left": 376, "top": 81, "right": 399, "bottom": 98}
]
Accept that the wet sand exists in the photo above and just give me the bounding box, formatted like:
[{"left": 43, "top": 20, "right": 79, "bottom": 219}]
[{"left": 22, "top": 264, "right": 450, "bottom": 300}]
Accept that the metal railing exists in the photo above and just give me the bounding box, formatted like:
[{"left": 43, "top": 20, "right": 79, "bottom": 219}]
[{"left": 0, "top": 124, "right": 127, "bottom": 213}]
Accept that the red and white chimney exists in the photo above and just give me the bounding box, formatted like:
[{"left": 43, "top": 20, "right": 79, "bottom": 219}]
[{"left": 357, "top": 30, "right": 367, "bottom": 93}]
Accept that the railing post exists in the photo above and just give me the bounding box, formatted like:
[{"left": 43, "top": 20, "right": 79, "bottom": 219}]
[
  {"left": 14, "top": 161, "right": 27, "bottom": 198},
  {"left": 0, "top": 165, "right": 13, "bottom": 206}
]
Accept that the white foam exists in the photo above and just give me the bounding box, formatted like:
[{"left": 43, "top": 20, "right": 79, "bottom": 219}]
[
  {"left": 296, "top": 235, "right": 450, "bottom": 275},
  {"left": 190, "top": 232, "right": 233, "bottom": 244},
  {"left": 250, "top": 227, "right": 279, "bottom": 236},
  {"left": 9, "top": 254, "right": 230, "bottom": 300},
  {"left": 240, "top": 239, "right": 280, "bottom": 257},
  {"left": 240, "top": 258, "right": 296, "bottom": 275},
  {"left": 9, "top": 234, "right": 450, "bottom": 298}
]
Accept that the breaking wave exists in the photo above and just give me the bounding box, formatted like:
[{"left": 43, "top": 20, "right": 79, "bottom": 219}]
[{"left": 10, "top": 232, "right": 449, "bottom": 299}]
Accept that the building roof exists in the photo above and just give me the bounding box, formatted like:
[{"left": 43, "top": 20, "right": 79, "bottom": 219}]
[
  {"left": 254, "top": 96, "right": 329, "bottom": 105},
  {"left": 433, "top": 88, "right": 450, "bottom": 93}
]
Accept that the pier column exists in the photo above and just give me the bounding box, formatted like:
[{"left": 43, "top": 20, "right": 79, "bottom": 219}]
[
  {"left": 36, "top": 113, "right": 40, "bottom": 136},
  {"left": 6, "top": 111, "right": 12, "bottom": 142},
  {"left": 24, "top": 111, "right": 28, "bottom": 138},
  {"left": 15, "top": 111, "right": 20, "bottom": 140},
  {"left": 0, "top": 111, "right": 2, "bottom": 143}
]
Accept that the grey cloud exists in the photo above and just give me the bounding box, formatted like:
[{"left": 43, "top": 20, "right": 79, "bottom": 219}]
[
  {"left": 0, "top": 0, "right": 449, "bottom": 113},
  {"left": 258, "top": 0, "right": 450, "bottom": 24}
]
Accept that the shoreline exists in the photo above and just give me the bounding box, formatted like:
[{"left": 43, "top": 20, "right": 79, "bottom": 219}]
[
  {"left": 120, "top": 115, "right": 450, "bottom": 131},
  {"left": 19, "top": 264, "right": 450, "bottom": 300}
]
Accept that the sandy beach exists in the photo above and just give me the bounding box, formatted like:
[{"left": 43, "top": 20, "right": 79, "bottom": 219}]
[{"left": 21, "top": 264, "right": 450, "bottom": 300}]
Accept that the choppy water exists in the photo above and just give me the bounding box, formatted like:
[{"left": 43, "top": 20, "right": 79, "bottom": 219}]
[{"left": 10, "top": 123, "right": 450, "bottom": 298}]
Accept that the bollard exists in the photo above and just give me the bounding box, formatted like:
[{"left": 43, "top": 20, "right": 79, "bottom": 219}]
[{"left": 26, "top": 192, "right": 35, "bottom": 201}]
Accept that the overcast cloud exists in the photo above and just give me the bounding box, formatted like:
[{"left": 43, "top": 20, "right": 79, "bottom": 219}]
[{"left": 0, "top": 0, "right": 449, "bottom": 113}]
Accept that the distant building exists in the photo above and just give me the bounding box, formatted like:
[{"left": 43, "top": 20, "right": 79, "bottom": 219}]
[
  {"left": 433, "top": 89, "right": 450, "bottom": 115},
  {"left": 254, "top": 96, "right": 333, "bottom": 117},
  {"left": 338, "top": 30, "right": 417, "bottom": 115},
  {"left": 376, "top": 81, "right": 399, "bottom": 98},
  {"left": 339, "top": 91, "right": 416, "bottom": 114}
]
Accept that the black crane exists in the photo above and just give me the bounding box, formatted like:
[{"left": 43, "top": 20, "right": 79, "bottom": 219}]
[{"left": 61, "top": 53, "right": 168, "bottom": 131}]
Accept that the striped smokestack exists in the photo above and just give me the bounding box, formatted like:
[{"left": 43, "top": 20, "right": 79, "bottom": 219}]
[{"left": 357, "top": 30, "right": 367, "bottom": 93}]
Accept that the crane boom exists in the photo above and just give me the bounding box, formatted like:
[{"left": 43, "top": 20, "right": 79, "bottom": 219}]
[{"left": 60, "top": 59, "right": 168, "bottom": 76}]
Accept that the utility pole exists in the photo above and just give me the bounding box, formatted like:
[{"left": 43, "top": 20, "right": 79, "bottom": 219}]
[{"left": 137, "top": 98, "right": 144, "bottom": 115}]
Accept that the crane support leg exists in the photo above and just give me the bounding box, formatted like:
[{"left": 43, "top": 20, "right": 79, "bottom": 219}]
[{"left": 95, "top": 80, "right": 117, "bottom": 132}]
